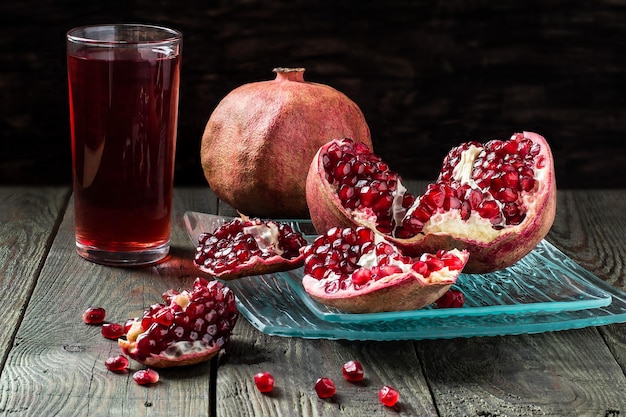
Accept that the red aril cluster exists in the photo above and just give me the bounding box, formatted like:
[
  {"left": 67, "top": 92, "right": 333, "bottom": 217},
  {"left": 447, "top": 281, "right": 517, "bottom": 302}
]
[
  {"left": 133, "top": 369, "right": 160, "bottom": 385},
  {"left": 101, "top": 323, "right": 125, "bottom": 340},
  {"left": 194, "top": 217, "right": 307, "bottom": 280},
  {"left": 306, "top": 132, "right": 556, "bottom": 273},
  {"left": 82, "top": 307, "right": 106, "bottom": 325},
  {"left": 301, "top": 226, "right": 468, "bottom": 313},
  {"left": 314, "top": 377, "right": 336, "bottom": 399},
  {"left": 119, "top": 277, "right": 239, "bottom": 368},
  {"left": 342, "top": 360, "right": 364, "bottom": 382},
  {"left": 378, "top": 385, "right": 400, "bottom": 407},
  {"left": 104, "top": 355, "right": 129, "bottom": 373},
  {"left": 254, "top": 372, "right": 275, "bottom": 393},
  {"left": 436, "top": 289, "right": 465, "bottom": 308}
]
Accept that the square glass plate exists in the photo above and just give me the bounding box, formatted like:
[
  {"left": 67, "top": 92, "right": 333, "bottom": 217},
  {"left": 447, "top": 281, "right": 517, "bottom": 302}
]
[{"left": 184, "top": 211, "right": 626, "bottom": 340}]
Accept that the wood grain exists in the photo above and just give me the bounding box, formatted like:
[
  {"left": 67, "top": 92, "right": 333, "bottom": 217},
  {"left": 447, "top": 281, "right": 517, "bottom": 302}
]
[
  {"left": 416, "top": 329, "right": 626, "bottom": 416},
  {"left": 0, "top": 187, "right": 69, "bottom": 368},
  {"left": 217, "top": 320, "right": 439, "bottom": 416},
  {"left": 0, "top": 188, "right": 218, "bottom": 416}
]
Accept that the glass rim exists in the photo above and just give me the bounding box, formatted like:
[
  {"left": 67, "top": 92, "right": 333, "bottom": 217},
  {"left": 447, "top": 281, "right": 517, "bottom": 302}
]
[{"left": 67, "top": 23, "right": 182, "bottom": 47}]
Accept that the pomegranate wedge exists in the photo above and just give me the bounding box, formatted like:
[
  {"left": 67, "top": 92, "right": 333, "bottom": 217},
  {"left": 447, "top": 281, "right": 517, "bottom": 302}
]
[
  {"left": 119, "top": 278, "right": 238, "bottom": 368},
  {"left": 305, "top": 133, "right": 556, "bottom": 273},
  {"left": 301, "top": 226, "right": 469, "bottom": 313},
  {"left": 194, "top": 216, "right": 308, "bottom": 280}
]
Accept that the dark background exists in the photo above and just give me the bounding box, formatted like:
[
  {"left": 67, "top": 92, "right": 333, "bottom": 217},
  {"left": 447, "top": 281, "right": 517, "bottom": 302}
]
[{"left": 1, "top": 0, "right": 624, "bottom": 188}]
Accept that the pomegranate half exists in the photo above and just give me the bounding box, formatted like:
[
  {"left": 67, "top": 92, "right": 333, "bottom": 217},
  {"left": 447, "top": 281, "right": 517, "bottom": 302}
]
[
  {"left": 201, "top": 67, "right": 372, "bottom": 218},
  {"left": 301, "top": 226, "right": 469, "bottom": 313},
  {"left": 118, "top": 277, "right": 238, "bottom": 368},
  {"left": 305, "top": 132, "right": 556, "bottom": 273}
]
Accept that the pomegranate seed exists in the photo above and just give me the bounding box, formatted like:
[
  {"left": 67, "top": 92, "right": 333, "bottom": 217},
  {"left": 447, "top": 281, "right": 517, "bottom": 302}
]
[
  {"left": 82, "top": 307, "right": 106, "bottom": 325},
  {"left": 436, "top": 289, "right": 465, "bottom": 308},
  {"left": 314, "top": 377, "right": 336, "bottom": 399},
  {"left": 101, "top": 323, "right": 125, "bottom": 340},
  {"left": 351, "top": 268, "right": 372, "bottom": 285},
  {"left": 133, "top": 369, "right": 160, "bottom": 385},
  {"left": 342, "top": 360, "right": 364, "bottom": 382},
  {"left": 378, "top": 385, "right": 400, "bottom": 407},
  {"left": 254, "top": 372, "right": 275, "bottom": 393},
  {"left": 104, "top": 355, "right": 129, "bottom": 373}
]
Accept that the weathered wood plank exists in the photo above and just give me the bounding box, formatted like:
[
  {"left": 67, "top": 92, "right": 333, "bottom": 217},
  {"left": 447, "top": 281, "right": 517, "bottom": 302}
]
[
  {"left": 417, "top": 328, "right": 626, "bottom": 417},
  {"left": 216, "top": 319, "right": 438, "bottom": 417},
  {"left": 0, "top": 188, "right": 218, "bottom": 416},
  {"left": 0, "top": 186, "right": 69, "bottom": 370}
]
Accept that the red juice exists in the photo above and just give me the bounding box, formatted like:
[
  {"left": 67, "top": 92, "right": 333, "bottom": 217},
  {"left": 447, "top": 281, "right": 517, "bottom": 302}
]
[{"left": 67, "top": 46, "right": 180, "bottom": 258}]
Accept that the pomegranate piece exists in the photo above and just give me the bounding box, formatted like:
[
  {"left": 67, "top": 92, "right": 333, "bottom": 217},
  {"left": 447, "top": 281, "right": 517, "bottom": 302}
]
[
  {"left": 133, "top": 369, "right": 160, "bottom": 386},
  {"left": 435, "top": 289, "right": 465, "bottom": 308},
  {"left": 104, "top": 355, "right": 129, "bottom": 373},
  {"left": 194, "top": 216, "right": 308, "bottom": 280},
  {"left": 378, "top": 385, "right": 400, "bottom": 407},
  {"left": 314, "top": 377, "right": 336, "bottom": 399},
  {"left": 201, "top": 67, "right": 372, "bottom": 218},
  {"left": 101, "top": 323, "right": 125, "bottom": 340},
  {"left": 306, "top": 133, "right": 556, "bottom": 273},
  {"left": 301, "top": 226, "right": 469, "bottom": 313},
  {"left": 118, "top": 277, "right": 239, "bottom": 368},
  {"left": 342, "top": 360, "right": 364, "bottom": 382},
  {"left": 254, "top": 372, "right": 275, "bottom": 393},
  {"left": 82, "top": 307, "right": 106, "bottom": 324}
]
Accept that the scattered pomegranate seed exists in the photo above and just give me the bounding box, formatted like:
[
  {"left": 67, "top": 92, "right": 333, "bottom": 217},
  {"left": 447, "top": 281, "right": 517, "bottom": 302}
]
[
  {"left": 101, "top": 323, "right": 125, "bottom": 340},
  {"left": 342, "top": 360, "right": 364, "bottom": 382},
  {"left": 104, "top": 355, "right": 129, "bottom": 373},
  {"left": 133, "top": 369, "right": 160, "bottom": 386},
  {"left": 82, "top": 307, "right": 106, "bottom": 324},
  {"left": 254, "top": 372, "right": 275, "bottom": 393},
  {"left": 314, "top": 377, "right": 336, "bottom": 399},
  {"left": 378, "top": 385, "right": 399, "bottom": 407},
  {"left": 435, "top": 289, "right": 465, "bottom": 308}
]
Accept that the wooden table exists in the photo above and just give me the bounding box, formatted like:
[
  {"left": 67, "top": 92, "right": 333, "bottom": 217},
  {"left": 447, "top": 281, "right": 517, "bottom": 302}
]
[{"left": 1, "top": 183, "right": 624, "bottom": 417}]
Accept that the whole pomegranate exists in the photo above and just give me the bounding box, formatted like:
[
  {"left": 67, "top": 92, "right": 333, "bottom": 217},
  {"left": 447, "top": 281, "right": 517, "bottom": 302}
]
[
  {"left": 301, "top": 226, "right": 469, "bottom": 313},
  {"left": 118, "top": 277, "right": 238, "bottom": 368},
  {"left": 305, "top": 132, "right": 556, "bottom": 273},
  {"left": 201, "top": 67, "right": 372, "bottom": 218}
]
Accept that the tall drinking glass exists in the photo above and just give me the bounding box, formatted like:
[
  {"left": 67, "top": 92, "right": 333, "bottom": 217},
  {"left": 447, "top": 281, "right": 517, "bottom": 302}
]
[{"left": 67, "top": 24, "right": 182, "bottom": 266}]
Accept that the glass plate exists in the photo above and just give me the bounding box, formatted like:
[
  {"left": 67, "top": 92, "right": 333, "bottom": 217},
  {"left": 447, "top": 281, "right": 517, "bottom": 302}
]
[{"left": 184, "top": 211, "right": 626, "bottom": 340}]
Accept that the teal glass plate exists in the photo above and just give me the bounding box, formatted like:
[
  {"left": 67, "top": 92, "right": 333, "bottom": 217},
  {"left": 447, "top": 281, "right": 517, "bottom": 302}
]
[{"left": 184, "top": 212, "right": 626, "bottom": 340}]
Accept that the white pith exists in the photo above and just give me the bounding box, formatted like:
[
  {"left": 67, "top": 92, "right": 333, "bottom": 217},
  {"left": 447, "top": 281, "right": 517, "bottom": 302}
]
[{"left": 243, "top": 222, "right": 284, "bottom": 256}]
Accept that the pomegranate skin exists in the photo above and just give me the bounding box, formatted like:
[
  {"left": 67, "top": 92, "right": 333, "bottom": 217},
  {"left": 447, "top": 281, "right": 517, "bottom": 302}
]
[
  {"left": 306, "top": 132, "right": 557, "bottom": 273},
  {"left": 201, "top": 67, "right": 372, "bottom": 218}
]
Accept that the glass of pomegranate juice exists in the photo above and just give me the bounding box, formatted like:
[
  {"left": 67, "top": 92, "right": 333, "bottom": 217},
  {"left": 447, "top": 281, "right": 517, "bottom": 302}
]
[{"left": 66, "top": 24, "right": 182, "bottom": 266}]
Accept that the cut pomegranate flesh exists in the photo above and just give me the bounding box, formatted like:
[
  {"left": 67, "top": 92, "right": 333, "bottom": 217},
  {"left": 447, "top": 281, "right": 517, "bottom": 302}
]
[
  {"left": 254, "top": 372, "right": 275, "bottom": 393},
  {"left": 378, "top": 385, "right": 400, "bottom": 407},
  {"left": 118, "top": 277, "right": 239, "bottom": 368},
  {"left": 82, "top": 307, "right": 106, "bottom": 324},
  {"left": 194, "top": 216, "right": 308, "bottom": 280},
  {"left": 105, "top": 355, "right": 129, "bottom": 373},
  {"left": 314, "top": 377, "right": 336, "bottom": 399},
  {"left": 133, "top": 369, "right": 160, "bottom": 385},
  {"left": 301, "top": 226, "right": 469, "bottom": 313},
  {"left": 306, "top": 132, "right": 556, "bottom": 273},
  {"left": 342, "top": 360, "right": 364, "bottom": 382}
]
